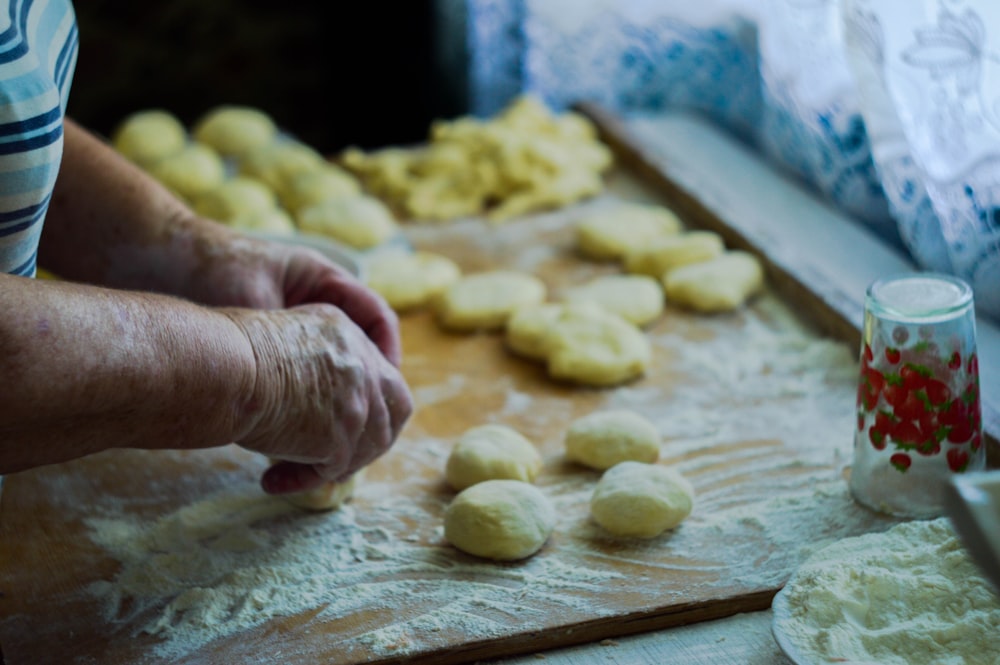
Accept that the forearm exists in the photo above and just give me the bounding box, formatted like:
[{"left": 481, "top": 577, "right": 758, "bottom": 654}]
[
  {"left": 0, "top": 274, "right": 255, "bottom": 474},
  {"left": 38, "top": 118, "right": 231, "bottom": 294}
]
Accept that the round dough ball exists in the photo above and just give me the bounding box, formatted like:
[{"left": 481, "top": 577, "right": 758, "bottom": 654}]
[
  {"left": 284, "top": 472, "right": 362, "bottom": 511},
  {"left": 192, "top": 105, "right": 277, "bottom": 158},
  {"left": 194, "top": 177, "right": 278, "bottom": 222},
  {"left": 444, "top": 479, "right": 555, "bottom": 561},
  {"left": 112, "top": 109, "right": 187, "bottom": 167},
  {"left": 565, "top": 410, "right": 660, "bottom": 470},
  {"left": 623, "top": 231, "right": 725, "bottom": 278},
  {"left": 365, "top": 249, "right": 461, "bottom": 311},
  {"left": 148, "top": 143, "right": 226, "bottom": 202},
  {"left": 239, "top": 140, "right": 327, "bottom": 192},
  {"left": 435, "top": 270, "right": 547, "bottom": 332},
  {"left": 544, "top": 304, "right": 651, "bottom": 387},
  {"left": 576, "top": 203, "right": 683, "bottom": 261},
  {"left": 445, "top": 424, "right": 543, "bottom": 491},
  {"left": 663, "top": 251, "right": 764, "bottom": 313},
  {"left": 296, "top": 196, "right": 398, "bottom": 249},
  {"left": 590, "top": 461, "right": 694, "bottom": 538},
  {"left": 229, "top": 207, "right": 297, "bottom": 235},
  {"left": 505, "top": 302, "right": 568, "bottom": 361},
  {"left": 560, "top": 274, "right": 664, "bottom": 327},
  {"left": 280, "top": 166, "right": 362, "bottom": 213}
]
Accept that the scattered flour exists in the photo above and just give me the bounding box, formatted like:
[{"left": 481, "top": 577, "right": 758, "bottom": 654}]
[{"left": 773, "top": 518, "right": 1000, "bottom": 665}]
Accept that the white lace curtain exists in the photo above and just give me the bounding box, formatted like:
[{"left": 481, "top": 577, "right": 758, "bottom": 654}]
[{"left": 442, "top": 0, "right": 1000, "bottom": 321}]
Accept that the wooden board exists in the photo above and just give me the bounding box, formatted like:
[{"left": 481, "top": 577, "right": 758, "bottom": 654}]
[{"left": 1, "top": 116, "right": 907, "bottom": 665}]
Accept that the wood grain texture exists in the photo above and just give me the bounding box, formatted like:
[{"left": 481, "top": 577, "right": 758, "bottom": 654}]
[{"left": 1, "top": 125, "right": 904, "bottom": 665}]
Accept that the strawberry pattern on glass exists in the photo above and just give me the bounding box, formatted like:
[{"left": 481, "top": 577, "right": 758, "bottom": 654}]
[{"left": 850, "top": 273, "right": 984, "bottom": 518}]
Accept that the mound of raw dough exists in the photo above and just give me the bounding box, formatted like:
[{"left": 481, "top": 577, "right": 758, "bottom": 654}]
[
  {"left": 194, "top": 177, "right": 279, "bottom": 223},
  {"left": 238, "top": 140, "right": 327, "bottom": 193},
  {"left": 444, "top": 479, "right": 555, "bottom": 561},
  {"left": 229, "top": 207, "right": 296, "bottom": 235},
  {"left": 560, "top": 274, "right": 664, "bottom": 327},
  {"left": 507, "top": 301, "right": 651, "bottom": 387},
  {"left": 148, "top": 143, "right": 227, "bottom": 202},
  {"left": 663, "top": 251, "right": 764, "bottom": 313},
  {"left": 364, "top": 250, "right": 461, "bottom": 312},
  {"left": 295, "top": 196, "right": 398, "bottom": 250},
  {"left": 565, "top": 409, "right": 660, "bottom": 470},
  {"left": 623, "top": 230, "right": 725, "bottom": 278},
  {"left": 193, "top": 105, "right": 277, "bottom": 159},
  {"left": 434, "top": 270, "right": 547, "bottom": 332},
  {"left": 575, "top": 202, "right": 683, "bottom": 261},
  {"left": 267, "top": 460, "right": 363, "bottom": 512},
  {"left": 590, "top": 461, "right": 694, "bottom": 538},
  {"left": 112, "top": 109, "right": 187, "bottom": 167},
  {"left": 279, "top": 167, "right": 362, "bottom": 214},
  {"left": 445, "top": 424, "right": 543, "bottom": 491}
]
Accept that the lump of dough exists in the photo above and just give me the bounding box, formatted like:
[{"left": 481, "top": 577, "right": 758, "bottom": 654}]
[
  {"left": 444, "top": 479, "right": 555, "bottom": 560},
  {"left": 296, "top": 196, "right": 398, "bottom": 250},
  {"left": 445, "top": 423, "right": 543, "bottom": 491},
  {"left": 565, "top": 410, "right": 660, "bottom": 470},
  {"left": 192, "top": 105, "right": 277, "bottom": 159},
  {"left": 545, "top": 304, "right": 651, "bottom": 387},
  {"left": 560, "top": 274, "right": 664, "bottom": 327},
  {"left": 576, "top": 202, "right": 683, "bottom": 261},
  {"left": 284, "top": 472, "right": 362, "bottom": 511},
  {"left": 229, "top": 207, "right": 297, "bottom": 235},
  {"left": 194, "top": 177, "right": 278, "bottom": 223},
  {"left": 279, "top": 166, "right": 362, "bottom": 214},
  {"left": 663, "top": 250, "right": 764, "bottom": 313},
  {"left": 506, "top": 301, "right": 651, "bottom": 386},
  {"left": 148, "top": 143, "right": 227, "bottom": 202},
  {"left": 590, "top": 461, "right": 694, "bottom": 538},
  {"left": 112, "top": 109, "right": 187, "bottom": 167},
  {"left": 623, "top": 231, "right": 725, "bottom": 278},
  {"left": 364, "top": 249, "right": 461, "bottom": 312},
  {"left": 435, "top": 270, "right": 546, "bottom": 332},
  {"left": 239, "top": 140, "right": 327, "bottom": 193}
]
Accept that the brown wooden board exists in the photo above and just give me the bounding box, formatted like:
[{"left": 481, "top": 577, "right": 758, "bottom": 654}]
[{"left": 1, "top": 116, "right": 905, "bottom": 665}]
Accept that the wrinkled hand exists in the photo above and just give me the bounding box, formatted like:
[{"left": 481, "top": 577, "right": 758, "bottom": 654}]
[
  {"left": 179, "top": 226, "right": 411, "bottom": 494},
  {"left": 181, "top": 228, "right": 401, "bottom": 366},
  {"left": 227, "top": 305, "right": 412, "bottom": 493}
]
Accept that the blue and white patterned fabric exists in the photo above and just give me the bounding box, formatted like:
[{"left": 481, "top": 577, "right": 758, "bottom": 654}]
[
  {"left": 0, "top": 0, "right": 78, "bottom": 278},
  {"left": 453, "top": 0, "right": 1000, "bottom": 321}
]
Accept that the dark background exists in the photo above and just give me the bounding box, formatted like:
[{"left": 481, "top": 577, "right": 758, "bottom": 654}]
[{"left": 69, "top": 1, "right": 463, "bottom": 154}]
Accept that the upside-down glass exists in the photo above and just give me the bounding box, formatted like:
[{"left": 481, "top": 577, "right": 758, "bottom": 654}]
[{"left": 850, "top": 273, "right": 985, "bottom": 518}]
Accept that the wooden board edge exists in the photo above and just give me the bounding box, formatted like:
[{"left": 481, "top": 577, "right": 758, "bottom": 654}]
[
  {"left": 572, "top": 101, "right": 1000, "bottom": 468},
  {"left": 367, "top": 590, "right": 778, "bottom": 665}
]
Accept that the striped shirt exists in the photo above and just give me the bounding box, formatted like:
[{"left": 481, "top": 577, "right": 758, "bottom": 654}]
[{"left": 0, "top": 0, "right": 77, "bottom": 277}]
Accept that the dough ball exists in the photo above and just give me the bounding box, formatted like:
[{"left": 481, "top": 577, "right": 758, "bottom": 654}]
[
  {"left": 295, "top": 196, "right": 398, "bottom": 249},
  {"left": 229, "top": 207, "right": 297, "bottom": 235},
  {"left": 445, "top": 424, "right": 543, "bottom": 491},
  {"left": 623, "top": 231, "right": 726, "bottom": 278},
  {"left": 444, "top": 479, "right": 555, "bottom": 561},
  {"left": 506, "top": 301, "right": 651, "bottom": 386},
  {"left": 545, "top": 304, "right": 651, "bottom": 387},
  {"left": 148, "top": 143, "right": 226, "bottom": 202},
  {"left": 194, "top": 177, "right": 278, "bottom": 222},
  {"left": 664, "top": 251, "right": 764, "bottom": 313},
  {"left": 193, "top": 105, "right": 277, "bottom": 158},
  {"left": 590, "top": 461, "right": 694, "bottom": 538},
  {"left": 239, "top": 140, "right": 327, "bottom": 193},
  {"left": 112, "top": 109, "right": 187, "bottom": 167},
  {"left": 365, "top": 249, "right": 461, "bottom": 311},
  {"left": 266, "top": 460, "right": 363, "bottom": 511},
  {"left": 279, "top": 166, "right": 362, "bottom": 214},
  {"left": 505, "top": 302, "right": 568, "bottom": 361},
  {"left": 435, "top": 270, "right": 547, "bottom": 332},
  {"left": 565, "top": 410, "right": 660, "bottom": 470},
  {"left": 576, "top": 203, "right": 683, "bottom": 261},
  {"left": 560, "top": 274, "right": 664, "bottom": 327}
]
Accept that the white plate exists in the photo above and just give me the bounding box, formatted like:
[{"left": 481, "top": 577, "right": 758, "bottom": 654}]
[{"left": 771, "top": 585, "right": 883, "bottom": 665}]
